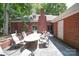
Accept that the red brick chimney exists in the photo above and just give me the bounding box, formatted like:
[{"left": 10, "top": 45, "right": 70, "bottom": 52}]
[{"left": 38, "top": 9, "right": 47, "bottom": 32}]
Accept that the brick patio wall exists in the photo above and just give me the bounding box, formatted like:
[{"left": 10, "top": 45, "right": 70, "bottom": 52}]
[{"left": 0, "top": 38, "right": 12, "bottom": 49}]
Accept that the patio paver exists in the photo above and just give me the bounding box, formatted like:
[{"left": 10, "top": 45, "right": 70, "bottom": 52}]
[
  {"left": 3, "top": 36, "right": 79, "bottom": 56},
  {"left": 3, "top": 37, "right": 63, "bottom": 56}
]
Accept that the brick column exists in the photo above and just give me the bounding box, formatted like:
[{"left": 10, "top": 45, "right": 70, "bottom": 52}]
[
  {"left": 38, "top": 9, "right": 47, "bottom": 32},
  {"left": 28, "top": 23, "right": 32, "bottom": 32}
]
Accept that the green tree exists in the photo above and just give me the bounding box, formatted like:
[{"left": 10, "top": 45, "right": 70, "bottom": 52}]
[
  {"left": 8, "top": 3, "right": 32, "bottom": 32},
  {"left": 31, "top": 3, "right": 67, "bottom": 15},
  {"left": 41, "top": 3, "right": 67, "bottom": 15},
  {"left": 0, "top": 4, "right": 4, "bottom": 31},
  {"left": 2, "top": 3, "right": 32, "bottom": 34},
  {"left": 8, "top": 3, "right": 32, "bottom": 20},
  {"left": 3, "top": 3, "right": 9, "bottom": 35},
  {"left": 31, "top": 3, "right": 42, "bottom": 14}
]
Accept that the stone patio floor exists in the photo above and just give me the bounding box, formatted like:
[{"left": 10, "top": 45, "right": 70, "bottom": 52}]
[{"left": 2, "top": 36, "right": 79, "bottom": 56}]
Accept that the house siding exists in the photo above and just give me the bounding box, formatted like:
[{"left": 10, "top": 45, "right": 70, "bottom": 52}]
[
  {"left": 53, "top": 12, "right": 79, "bottom": 49},
  {"left": 53, "top": 4, "right": 79, "bottom": 49},
  {"left": 64, "top": 13, "right": 79, "bottom": 49}
]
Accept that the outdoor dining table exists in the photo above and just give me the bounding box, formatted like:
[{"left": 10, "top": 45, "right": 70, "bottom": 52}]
[
  {"left": 23, "top": 32, "right": 41, "bottom": 56},
  {"left": 23, "top": 32, "right": 41, "bottom": 42}
]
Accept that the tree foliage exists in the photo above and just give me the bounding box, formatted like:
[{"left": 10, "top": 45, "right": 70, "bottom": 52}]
[
  {"left": 0, "top": 3, "right": 32, "bottom": 32},
  {"left": 8, "top": 3, "right": 32, "bottom": 20},
  {"left": 31, "top": 3, "right": 42, "bottom": 14},
  {"left": 43, "top": 3, "right": 67, "bottom": 15},
  {"left": 32, "top": 3, "right": 67, "bottom": 15},
  {"left": 0, "top": 4, "right": 4, "bottom": 30}
]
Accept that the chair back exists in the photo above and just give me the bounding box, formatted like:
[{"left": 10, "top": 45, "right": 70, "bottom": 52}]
[
  {"left": 22, "top": 31, "right": 27, "bottom": 38},
  {"left": 11, "top": 33, "right": 20, "bottom": 44}
]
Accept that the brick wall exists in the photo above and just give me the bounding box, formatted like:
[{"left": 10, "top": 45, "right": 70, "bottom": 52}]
[
  {"left": 53, "top": 22, "right": 58, "bottom": 37},
  {"left": 9, "top": 9, "right": 51, "bottom": 33},
  {"left": 64, "top": 13, "right": 79, "bottom": 49},
  {"left": 10, "top": 22, "right": 24, "bottom": 33},
  {"left": 28, "top": 23, "right": 32, "bottom": 32},
  {"left": 10, "top": 21, "right": 49, "bottom": 33},
  {"left": 28, "top": 22, "right": 39, "bottom": 32}
]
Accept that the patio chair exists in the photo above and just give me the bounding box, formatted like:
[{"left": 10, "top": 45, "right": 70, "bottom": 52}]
[
  {"left": 39, "top": 33, "right": 49, "bottom": 48},
  {"left": 20, "top": 49, "right": 31, "bottom": 56},
  {"left": 8, "top": 33, "right": 25, "bottom": 50},
  {"left": 11, "top": 33, "right": 25, "bottom": 44}
]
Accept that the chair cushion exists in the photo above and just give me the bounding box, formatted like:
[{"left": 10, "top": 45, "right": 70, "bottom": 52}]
[{"left": 20, "top": 49, "right": 31, "bottom": 56}]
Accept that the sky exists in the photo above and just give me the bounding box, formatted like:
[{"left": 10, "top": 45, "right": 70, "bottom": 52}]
[{"left": 66, "top": 3, "right": 76, "bottom": 9}]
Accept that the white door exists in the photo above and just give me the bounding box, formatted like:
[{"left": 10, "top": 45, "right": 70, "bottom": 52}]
[{"left": 58, "top": 20, "right": 64, "bottom": 40}]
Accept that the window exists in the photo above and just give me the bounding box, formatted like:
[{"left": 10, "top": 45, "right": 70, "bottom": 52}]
[
  {"left": 32, "top": 26, "right": 37, "bottom": 32},
  {"left": 33, "top": 15, "right": 36, "bottom": 19}
]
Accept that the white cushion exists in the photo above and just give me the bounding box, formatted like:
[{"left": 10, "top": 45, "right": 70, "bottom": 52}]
[
  {"left": 11, "top": 33, "right": 21, "bottom": 44},
  {"left": 20, "top": 49, "right": 31, "bottom": 56}
]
